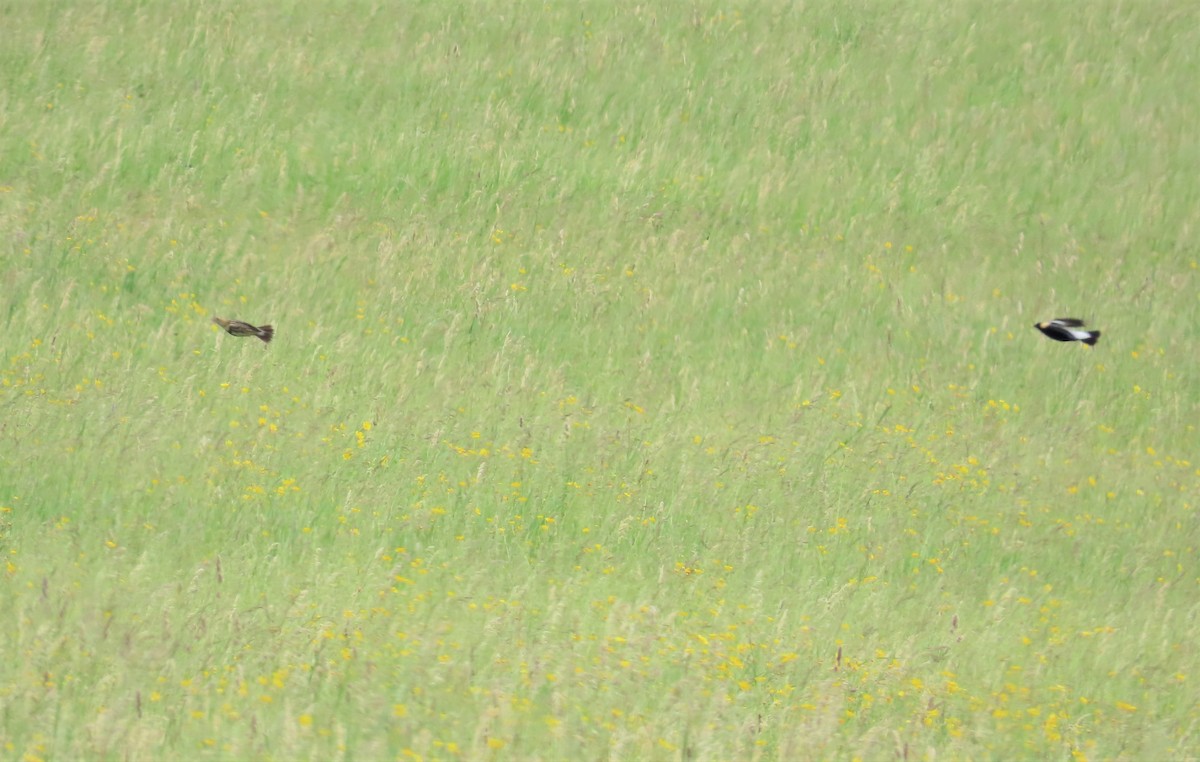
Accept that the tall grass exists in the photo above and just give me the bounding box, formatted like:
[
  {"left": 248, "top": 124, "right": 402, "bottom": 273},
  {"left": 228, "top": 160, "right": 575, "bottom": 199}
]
[{"left": 3, "top": 2, "right": 1199, "bottom": 760}]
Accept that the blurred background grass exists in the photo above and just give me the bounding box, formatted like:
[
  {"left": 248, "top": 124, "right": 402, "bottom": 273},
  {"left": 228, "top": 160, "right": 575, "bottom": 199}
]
[{"left": 2, "top": 2, "right": 1198, "bottom": 759}]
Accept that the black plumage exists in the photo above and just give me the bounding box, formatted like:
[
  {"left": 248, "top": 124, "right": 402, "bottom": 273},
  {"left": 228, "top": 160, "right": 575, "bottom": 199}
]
[{"left": 1035, "top": 318, "right": 1100, "bottom": 346}]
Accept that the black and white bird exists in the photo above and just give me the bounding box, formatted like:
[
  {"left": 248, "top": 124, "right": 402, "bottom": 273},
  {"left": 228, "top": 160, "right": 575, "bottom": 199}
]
[{"left": 1034, "top": 318, "right": 1100, "bottom": 346}]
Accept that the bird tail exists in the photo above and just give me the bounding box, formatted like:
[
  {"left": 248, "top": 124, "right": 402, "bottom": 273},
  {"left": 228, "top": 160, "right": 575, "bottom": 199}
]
[
  {"left": 258, "top": 325, "right": 274, "bottom": 343},
  {"left": 1083, "top": 331, "right": 1100, "bottom": 346}
]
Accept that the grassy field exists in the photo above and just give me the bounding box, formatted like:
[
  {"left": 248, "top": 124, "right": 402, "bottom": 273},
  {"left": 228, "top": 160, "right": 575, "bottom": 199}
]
[{"left": 3, "top": 2, "right": 1199, "bottom": 760}]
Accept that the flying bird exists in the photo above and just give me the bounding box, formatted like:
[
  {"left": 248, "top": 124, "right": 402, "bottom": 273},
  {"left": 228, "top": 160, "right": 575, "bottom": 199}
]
[
  {"left": 1034, "top": 317, "right": 1100, "bottom": 346},
  {"left": 212, "top": 316, "right": 274, "bottom": 344}
]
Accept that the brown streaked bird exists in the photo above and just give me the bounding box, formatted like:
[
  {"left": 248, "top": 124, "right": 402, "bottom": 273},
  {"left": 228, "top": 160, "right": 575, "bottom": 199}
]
[
  {"left": 1034, "top": 317, "right": 1100, "bottom": 346},
  {"left": 212, "top": 316, "right": 274, "bottom": 344}
]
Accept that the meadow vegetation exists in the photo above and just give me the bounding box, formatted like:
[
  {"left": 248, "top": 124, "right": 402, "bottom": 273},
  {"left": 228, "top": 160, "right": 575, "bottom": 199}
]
[{"left": 2, "top": 2, "right": 1199, "bottom": 759}]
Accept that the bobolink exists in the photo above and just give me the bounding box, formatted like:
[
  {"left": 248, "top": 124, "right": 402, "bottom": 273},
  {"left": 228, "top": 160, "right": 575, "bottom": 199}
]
[
  {"left": 1035, "top": 317, "right": 1100, "bottom": 346},
  {"left": 212, "top": 316, "right": 274, "bottom": 344}
]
